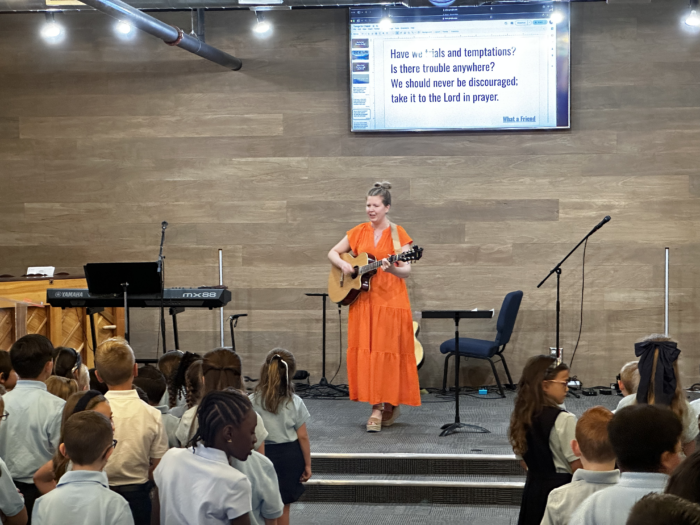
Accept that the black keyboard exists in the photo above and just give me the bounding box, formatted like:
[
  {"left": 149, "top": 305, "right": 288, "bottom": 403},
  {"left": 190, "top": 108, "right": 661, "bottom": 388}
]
[{"left": 47, "top": 288, "right": 231, "bottom": 309}]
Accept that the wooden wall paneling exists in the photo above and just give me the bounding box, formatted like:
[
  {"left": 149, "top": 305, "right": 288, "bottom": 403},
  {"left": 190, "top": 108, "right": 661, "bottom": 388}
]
[{"left": 2, "top": 2, "right": 700, "bottom": 387}]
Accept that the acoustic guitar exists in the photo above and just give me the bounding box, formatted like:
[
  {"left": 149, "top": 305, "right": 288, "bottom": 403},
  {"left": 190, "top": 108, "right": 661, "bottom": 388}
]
[
  {"left": 413, "top": 321, "right": 424, "bottom": 370},
  {"left": 327, "top": 246, "right": 423, "bottom": 306}
]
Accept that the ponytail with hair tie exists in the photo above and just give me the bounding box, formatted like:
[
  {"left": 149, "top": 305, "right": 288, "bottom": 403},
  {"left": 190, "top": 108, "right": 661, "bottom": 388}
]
[{"left": 255, "top": 348, "right": 297, "bottom": 415}]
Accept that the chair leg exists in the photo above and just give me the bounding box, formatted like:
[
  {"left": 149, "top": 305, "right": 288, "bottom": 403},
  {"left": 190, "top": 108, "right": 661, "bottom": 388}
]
[
  {"left": 488, "top": 357, "right": 506, "bottom": 398},
  {"left": 499, "top": 346, "right": 515, "bottom": 389},
  {"left": 442, "top": 353, "right": 452, "bottom": 394}
]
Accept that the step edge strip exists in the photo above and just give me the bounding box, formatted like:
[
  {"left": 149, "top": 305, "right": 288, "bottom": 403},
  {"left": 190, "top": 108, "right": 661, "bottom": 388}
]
[
  {"left": 305, "top": 480, "right": 525, "bottom": 488},
  {"left": 311, "top": 453, "right": 518, "bottom": 461}
]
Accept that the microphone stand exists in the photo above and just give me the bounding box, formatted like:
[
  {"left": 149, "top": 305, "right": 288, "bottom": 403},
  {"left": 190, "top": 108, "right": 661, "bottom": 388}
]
[
  {"left": 158, "top": 221, "right": 168, "bottom": 353},
  {"left": 537, "top": 217, "right": 610, "bottom": 378}
]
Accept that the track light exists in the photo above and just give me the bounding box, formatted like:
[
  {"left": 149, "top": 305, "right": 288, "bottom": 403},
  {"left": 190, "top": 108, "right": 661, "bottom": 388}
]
[
  {"left": 550, "top": 11, "right": 564, "bottom": 24},
  {"left": 687, "top": 0, "right": 700, "bottom": 26},
  {"left": 115, "top": 20, "right": 133, "bottom": 35},
  {"left": 253, "top": 11, "right": 272, "bottom": 35},
  {"left": 40, "top": 12, "right": 64, "bottom": 41}
]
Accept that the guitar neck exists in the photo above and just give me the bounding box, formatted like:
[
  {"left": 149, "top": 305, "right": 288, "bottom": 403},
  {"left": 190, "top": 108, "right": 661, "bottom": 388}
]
[{"left": 359, "top": 254, "right": 401, "bottom": 275}]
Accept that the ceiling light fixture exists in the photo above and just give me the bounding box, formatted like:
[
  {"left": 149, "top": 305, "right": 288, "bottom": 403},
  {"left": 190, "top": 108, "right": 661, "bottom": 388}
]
[
  {"left": 40, "top": 12, "right": 64, "bottom": 41},
  {"left": 253, "top": 11, "right": 272, "bottom": 35},
  {"left": 115, "top": 20, "right": 133, "bottom": 35}
]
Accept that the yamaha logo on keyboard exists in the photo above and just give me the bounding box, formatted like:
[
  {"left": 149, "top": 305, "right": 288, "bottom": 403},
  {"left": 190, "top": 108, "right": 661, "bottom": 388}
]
[
  {"left": 54, "top": 291, "right": 85, "bottom": 298},
  {"left": 182, "top": 292, "right": 217, "bottom": 298}
]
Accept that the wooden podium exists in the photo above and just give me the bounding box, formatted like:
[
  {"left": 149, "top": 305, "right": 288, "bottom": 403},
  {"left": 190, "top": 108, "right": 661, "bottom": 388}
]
[{"left": 0, "top": 275, "right": 124, "bottom": 368}]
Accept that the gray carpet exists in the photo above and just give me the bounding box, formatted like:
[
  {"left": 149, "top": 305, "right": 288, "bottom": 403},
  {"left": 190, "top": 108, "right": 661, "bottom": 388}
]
[{"left": 304, "top": 391, "right": 623, "bottom": 455}]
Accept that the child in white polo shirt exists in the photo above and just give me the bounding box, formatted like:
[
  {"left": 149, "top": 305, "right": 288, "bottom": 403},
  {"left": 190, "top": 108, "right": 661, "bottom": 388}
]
[
  {"left": 153, "top": 389, "right": 256, "bottom": 525},
  {"left": 95, "top": 338, "right": 168, "bottom": 525},
  {"left": 32, "top": 411, "right": 133, "bottom": 525}
]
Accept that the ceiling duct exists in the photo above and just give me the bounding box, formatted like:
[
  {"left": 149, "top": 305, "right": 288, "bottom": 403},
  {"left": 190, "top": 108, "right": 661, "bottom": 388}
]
[{"left": 78, "top": 0, "right": 242, "bottom": 69}]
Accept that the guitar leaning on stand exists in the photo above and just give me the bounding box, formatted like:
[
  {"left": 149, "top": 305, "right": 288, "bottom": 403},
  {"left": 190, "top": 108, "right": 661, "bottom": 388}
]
[{"left": 327, "top": 245, "right": 424, "bottom": 306}]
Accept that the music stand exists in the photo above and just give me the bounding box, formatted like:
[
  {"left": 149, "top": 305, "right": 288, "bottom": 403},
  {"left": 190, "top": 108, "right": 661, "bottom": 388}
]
[
  {"left": 422, "top": 310, "right": 494, "bottom": 436},
  {"left": 84, "top": 262, "right": 161, "bottom": 343}
]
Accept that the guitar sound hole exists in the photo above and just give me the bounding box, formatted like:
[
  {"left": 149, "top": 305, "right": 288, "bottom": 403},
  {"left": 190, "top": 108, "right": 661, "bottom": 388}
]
[{"left": 352, "top": 267, "right": 359, "bottom": 278}]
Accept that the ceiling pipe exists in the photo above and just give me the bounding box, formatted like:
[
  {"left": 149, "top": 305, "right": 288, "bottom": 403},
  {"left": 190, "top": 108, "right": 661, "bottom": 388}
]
[{"left": 79, "top": 0, "right": 241, "bottom": 70}]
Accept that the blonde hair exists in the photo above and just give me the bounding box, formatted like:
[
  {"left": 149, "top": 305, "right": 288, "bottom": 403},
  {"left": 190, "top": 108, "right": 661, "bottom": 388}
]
[
  {"left": 77, "top": 364, "right": 90, "bottom": 391},
  {"left": 254, "top": 348, "right": 296, "bottom": 414},
  {"left": 638, "top": 334, "right": 687, "bottom": 427},
  {"left": 95, "top": 337, "right": 135, "bottom": 386},
  {"left": 367, "top": 181, "right": 392, "bottom": 206},
  {"left": 620, "top": 361, "right": 640, "bottom": 395},
  {"left": 45, "top": 376, "right": 78, "bottom": 401}
]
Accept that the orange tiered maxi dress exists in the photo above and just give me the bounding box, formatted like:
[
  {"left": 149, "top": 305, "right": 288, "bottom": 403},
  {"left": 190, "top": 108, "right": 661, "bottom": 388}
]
[{"left": 346, "top": 222, "right": 421, "bottom": 407}]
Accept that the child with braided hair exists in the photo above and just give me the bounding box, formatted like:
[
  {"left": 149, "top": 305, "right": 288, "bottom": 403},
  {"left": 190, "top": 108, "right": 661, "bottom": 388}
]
[
  {"left": 250, "top": 348, "right": 311, "bottom": 525},
  {"left": 153, "top": 389, "right": 256, "bottom": 525}
]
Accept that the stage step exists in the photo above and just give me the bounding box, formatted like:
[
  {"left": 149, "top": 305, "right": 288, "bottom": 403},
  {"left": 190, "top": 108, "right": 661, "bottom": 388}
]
[
  {"left": 291, "top": 502, "right": 521, "bottom": 525},
  {"left": 304, "top": 453, "right": 524, "bottom": 505}
]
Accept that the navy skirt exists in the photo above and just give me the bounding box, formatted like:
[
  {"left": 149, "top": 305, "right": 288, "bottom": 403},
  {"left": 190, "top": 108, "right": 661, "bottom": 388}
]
[{"left": 266, "top": 440, "right": 306, "bottom": 505}]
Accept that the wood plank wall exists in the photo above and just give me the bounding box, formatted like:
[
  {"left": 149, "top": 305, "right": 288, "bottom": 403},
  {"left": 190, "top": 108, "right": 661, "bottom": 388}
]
[{"left": 1, "top": 0, "right": 699, "bottom": 389}]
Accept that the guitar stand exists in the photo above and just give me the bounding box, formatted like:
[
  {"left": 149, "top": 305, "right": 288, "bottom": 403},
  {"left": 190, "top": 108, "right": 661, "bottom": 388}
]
[{"left": 303, "top": 293, "right": 348, "bottom": 398}]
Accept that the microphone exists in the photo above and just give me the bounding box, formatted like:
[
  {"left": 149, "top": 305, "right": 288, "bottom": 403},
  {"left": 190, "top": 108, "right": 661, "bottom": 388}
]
[
  {"left": 162, "top": 221, "right": 168, "bottom": 230},
  {"left": 591, "top": 215, "right": 611, "bottom": 233}
]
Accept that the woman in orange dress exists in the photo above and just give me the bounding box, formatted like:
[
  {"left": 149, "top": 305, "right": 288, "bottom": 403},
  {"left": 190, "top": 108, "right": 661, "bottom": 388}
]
[{"left": 328, "top": 182, "right": 421, "bottom": 432}]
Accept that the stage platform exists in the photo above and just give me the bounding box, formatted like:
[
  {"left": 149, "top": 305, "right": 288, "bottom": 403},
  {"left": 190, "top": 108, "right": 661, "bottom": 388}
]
[
  {"left": 289, "top": 391, "right": 626, "bottom": 525},
  {"left": 303, "top": 390, "right": 622, "bottom": 455}
]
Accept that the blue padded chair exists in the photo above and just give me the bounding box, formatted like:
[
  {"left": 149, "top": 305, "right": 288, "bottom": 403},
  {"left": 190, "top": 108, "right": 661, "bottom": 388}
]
[{"left": 440, "top": 290, "right": 523, "bottom": 398}]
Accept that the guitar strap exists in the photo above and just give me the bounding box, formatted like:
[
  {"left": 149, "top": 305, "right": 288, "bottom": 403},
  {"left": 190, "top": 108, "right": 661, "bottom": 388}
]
[{"left": 389, "top": 222, "right": 402, "bottom": 255}]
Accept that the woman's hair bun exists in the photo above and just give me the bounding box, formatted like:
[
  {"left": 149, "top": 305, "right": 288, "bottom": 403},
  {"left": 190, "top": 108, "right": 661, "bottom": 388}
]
[{"left": 374, "top": 181, "right": 392, "bottom": 190}]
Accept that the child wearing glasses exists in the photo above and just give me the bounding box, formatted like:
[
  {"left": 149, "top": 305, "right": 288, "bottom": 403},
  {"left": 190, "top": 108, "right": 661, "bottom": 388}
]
[
  {"left": 32, "top": 411, "right": 133, "bottom": 525},
  {"left": 508, "top": 355, "right": 581, "bottom": 525}
]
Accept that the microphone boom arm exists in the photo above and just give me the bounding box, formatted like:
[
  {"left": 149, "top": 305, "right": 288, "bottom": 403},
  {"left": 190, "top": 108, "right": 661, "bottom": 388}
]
[{"left": 537, "top": 217, "right": 610, "bottom": 289}]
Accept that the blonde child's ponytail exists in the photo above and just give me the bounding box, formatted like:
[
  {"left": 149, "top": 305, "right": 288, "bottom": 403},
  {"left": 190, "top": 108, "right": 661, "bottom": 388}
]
[{"left": 255, "top": 348, "right": 297, "bottom": 414}]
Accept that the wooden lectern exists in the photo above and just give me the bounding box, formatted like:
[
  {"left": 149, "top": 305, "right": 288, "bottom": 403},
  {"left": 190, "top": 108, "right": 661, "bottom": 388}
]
[{"left": 0, "top": 275, "right": 124, "bottom": 368}]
